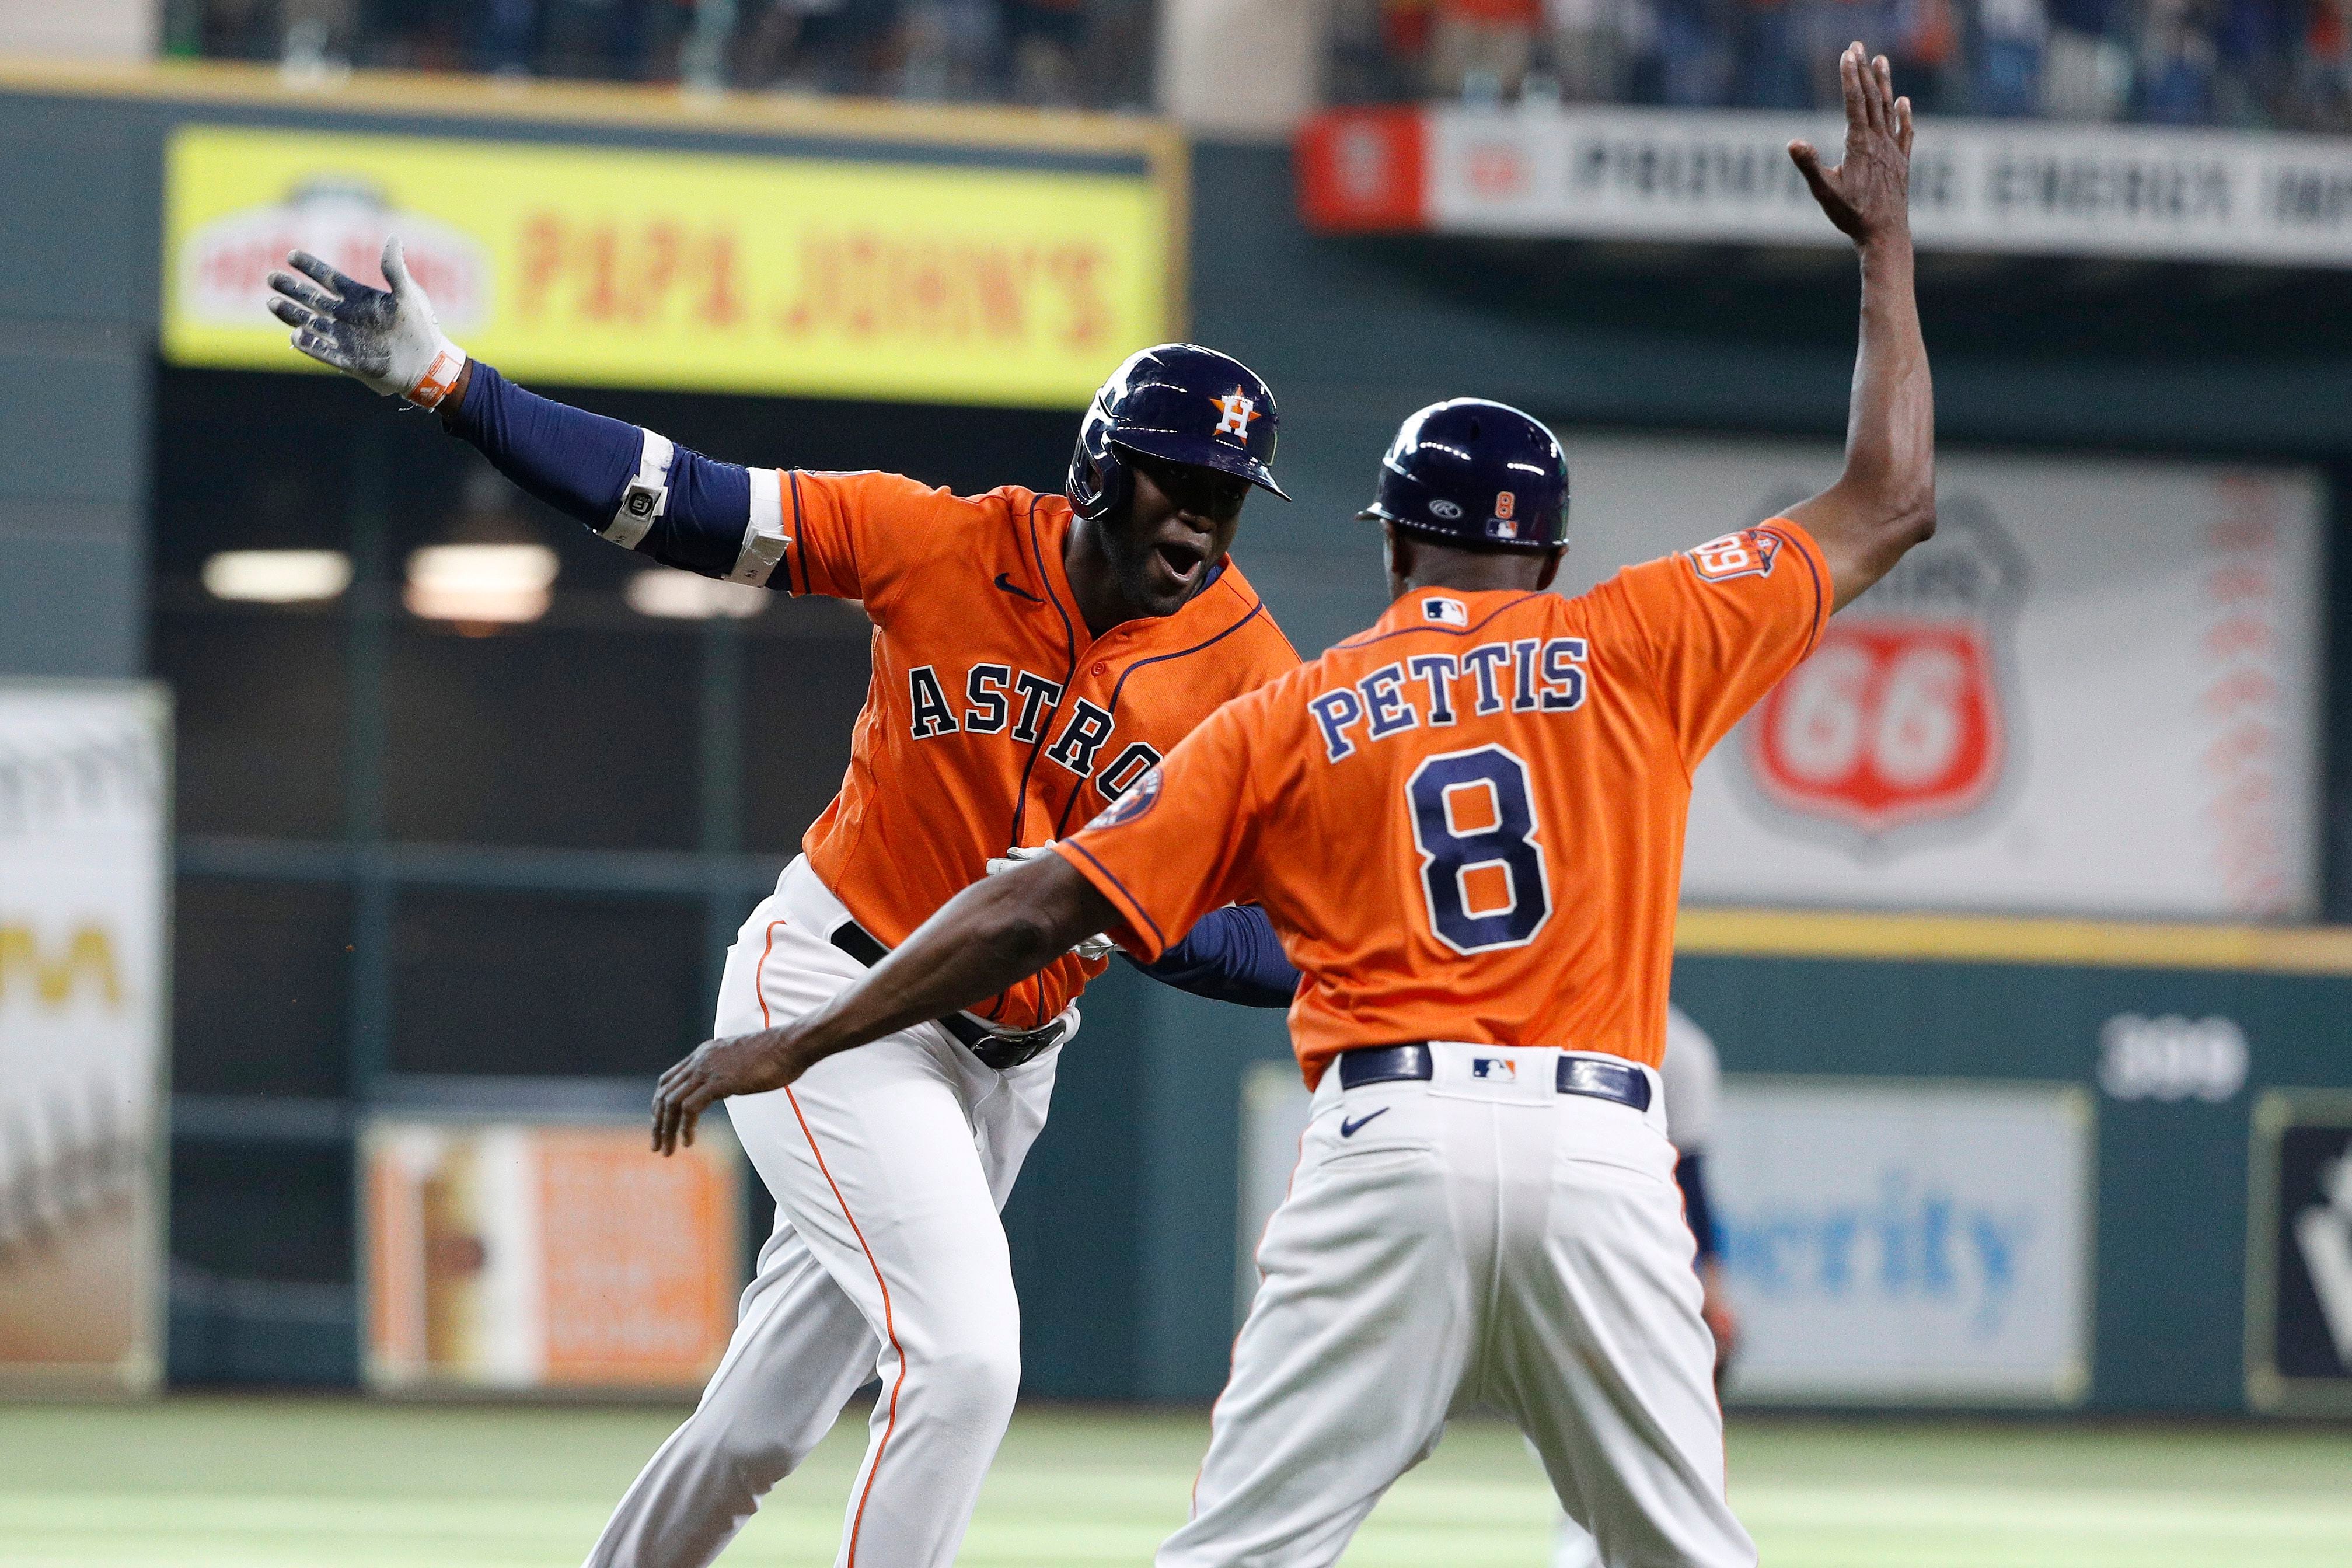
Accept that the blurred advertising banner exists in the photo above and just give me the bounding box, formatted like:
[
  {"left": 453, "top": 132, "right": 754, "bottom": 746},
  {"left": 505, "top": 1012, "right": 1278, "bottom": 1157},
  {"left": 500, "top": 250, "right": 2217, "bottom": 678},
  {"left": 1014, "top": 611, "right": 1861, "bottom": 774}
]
[
  {"left": 0, "top": 682, "right": 169, "bottom": 1394},
  {"left": 2246, "top": 1091, "right": 2352, "bottom": 1415},
  {"left": 162, "top": 124, "right": 1175, "bottom": 407},
  {"left": 1714, "top": 1079, "right": 2095, "bottom": 1405},
  {"left": 1237, "top": 1067, "right": 2093, "bottom": 1404},
  {"left": 1557, "top": 436, "right": 2323, "bottom": 919},
  {"left": 363, "top": 1116, "right": 742, "bottom": 1393},
  {"left": 1300, "top": 106, "right": 2352, "bottom": 267}
]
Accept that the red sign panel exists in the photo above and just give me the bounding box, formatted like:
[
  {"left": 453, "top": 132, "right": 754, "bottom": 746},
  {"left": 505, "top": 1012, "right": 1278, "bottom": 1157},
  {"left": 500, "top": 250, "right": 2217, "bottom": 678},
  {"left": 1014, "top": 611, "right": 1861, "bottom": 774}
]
[
  {"left": 1296, "top": 109, "right": 1428, "bottom": 233},
  {"left": 1747, "top": 620, "right": 2005, "bottom": 834}
]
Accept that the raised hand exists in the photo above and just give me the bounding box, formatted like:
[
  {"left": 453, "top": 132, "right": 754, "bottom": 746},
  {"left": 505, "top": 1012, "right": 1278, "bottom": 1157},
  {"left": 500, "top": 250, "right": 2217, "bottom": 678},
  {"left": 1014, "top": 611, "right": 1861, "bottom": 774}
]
[
  {"left": 266, "top": 236, "right": 467, "bottom": 406},
  {"left": 1789, "top": 43, "right": 1913, "bottom": 249}
]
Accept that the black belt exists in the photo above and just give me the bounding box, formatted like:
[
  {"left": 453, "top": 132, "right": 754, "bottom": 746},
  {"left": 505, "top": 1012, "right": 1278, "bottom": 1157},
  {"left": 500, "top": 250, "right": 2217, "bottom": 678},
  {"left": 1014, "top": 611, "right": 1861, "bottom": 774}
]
[
  {"left": 1336, "top": 1043, "right": 1652, "bottom": 1113},
  {"left": 829, "top": 919, "right": 1067, "bottom": 1071}
]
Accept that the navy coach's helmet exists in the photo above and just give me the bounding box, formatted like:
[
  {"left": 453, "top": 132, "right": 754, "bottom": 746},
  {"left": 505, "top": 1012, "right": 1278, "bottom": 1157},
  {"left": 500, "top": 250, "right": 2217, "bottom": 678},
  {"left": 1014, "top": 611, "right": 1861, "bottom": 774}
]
[
  {"left": 1068, "top": 344, "right": 1291, "bottom": 522},
  {"left": 1360, "top": 399, "right": 1569, "bottom": 552}
]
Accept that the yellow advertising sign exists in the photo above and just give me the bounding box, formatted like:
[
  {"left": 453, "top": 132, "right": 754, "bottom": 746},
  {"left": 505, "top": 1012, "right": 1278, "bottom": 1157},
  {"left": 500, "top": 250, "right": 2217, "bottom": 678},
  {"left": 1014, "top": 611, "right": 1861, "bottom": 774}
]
[{"left": 163, "top": 125, "right": 1175, "bottom": 407}]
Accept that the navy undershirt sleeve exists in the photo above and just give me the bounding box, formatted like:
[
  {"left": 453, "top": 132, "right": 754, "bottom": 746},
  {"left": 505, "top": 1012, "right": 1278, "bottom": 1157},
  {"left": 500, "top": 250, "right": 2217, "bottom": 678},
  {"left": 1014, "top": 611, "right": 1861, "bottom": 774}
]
[
  {"left": 442, "top": 362, "right": 755, "bottom": 581},
  {"left": 1129, "top": 904, "right": 1300, "bottom": 1008},
  {"left": 1677, "top": 1151, "right": 1720, "bottom": 1265}
]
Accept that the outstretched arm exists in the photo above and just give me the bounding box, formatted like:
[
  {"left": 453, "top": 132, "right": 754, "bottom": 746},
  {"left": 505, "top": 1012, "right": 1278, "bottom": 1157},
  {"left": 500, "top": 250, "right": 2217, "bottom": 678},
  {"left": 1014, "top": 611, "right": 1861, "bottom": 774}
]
[
  {"left": 650, "top": 853, "right": 1116, "bottom": 1153},
  {"left": 1779, "top": 44, "right": 1936, "bottom": 611},
  {"left": 1133, "top": 904, "right": 1300, "bottom": 1007},
  {"left": 267, "top": 240, "right": 783, "bottom": 587},
  {"left": 983, "top": 844, "right": 1300, "bottom": 1008}
]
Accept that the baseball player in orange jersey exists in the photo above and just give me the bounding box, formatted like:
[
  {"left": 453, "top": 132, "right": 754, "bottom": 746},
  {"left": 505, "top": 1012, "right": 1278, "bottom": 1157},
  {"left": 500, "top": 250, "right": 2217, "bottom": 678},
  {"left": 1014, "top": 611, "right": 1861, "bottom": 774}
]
[
  {"left": 650, "top": 42, "right": 1928, "bottom": 1566},
  {"left": 266, "top": 250, "right": 1304, "bottom": 1567}
]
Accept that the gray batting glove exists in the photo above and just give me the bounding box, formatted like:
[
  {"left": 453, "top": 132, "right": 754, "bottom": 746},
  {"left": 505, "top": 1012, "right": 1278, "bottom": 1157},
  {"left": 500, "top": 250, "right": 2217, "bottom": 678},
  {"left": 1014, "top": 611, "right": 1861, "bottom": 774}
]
[
  {"left": 266, "top": 236, "right": 467, "bottom": 408},
  {"left": 983, "top": 844, "right": 1118, "bottom": 961},
  {"left": 983, "top": 843, "right": 1056, "bottom": 877}
]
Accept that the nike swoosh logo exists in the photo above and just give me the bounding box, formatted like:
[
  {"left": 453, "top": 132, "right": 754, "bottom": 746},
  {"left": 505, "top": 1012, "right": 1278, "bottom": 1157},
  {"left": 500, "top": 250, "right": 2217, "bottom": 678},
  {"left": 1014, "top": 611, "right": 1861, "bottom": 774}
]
[
  {"left": 1339, "top": 1108, "right": 1390, "bottom": 1139},
  {"left": 993, "top": 572, "right": 1043, "bottom": 603}
]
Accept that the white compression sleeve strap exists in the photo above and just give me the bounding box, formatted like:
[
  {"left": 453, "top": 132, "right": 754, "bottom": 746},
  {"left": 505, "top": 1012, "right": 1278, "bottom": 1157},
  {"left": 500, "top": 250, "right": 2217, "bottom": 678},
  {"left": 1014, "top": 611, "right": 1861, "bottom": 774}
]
[
  {"left": 727, "top": 467, "right": 790, "bottom": 587},
  {"left": 601, "top": 429, "right": 676, "bottom": 550}
]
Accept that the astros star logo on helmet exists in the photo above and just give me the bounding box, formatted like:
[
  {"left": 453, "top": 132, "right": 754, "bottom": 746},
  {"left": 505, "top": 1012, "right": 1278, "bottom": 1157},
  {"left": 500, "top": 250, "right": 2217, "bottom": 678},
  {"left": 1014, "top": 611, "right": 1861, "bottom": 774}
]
[{"left": 1212, "top": 390, "right": 1261, "bottom": 441}]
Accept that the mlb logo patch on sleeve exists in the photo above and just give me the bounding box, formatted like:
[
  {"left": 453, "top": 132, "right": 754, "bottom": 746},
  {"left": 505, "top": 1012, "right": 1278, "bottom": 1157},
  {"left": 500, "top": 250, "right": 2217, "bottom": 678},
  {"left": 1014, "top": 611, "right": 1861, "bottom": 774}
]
[
  {"left": 1423, "top": 597, "right": 1468, "bottom": 627},
  {"left": 1686, "top": 529, "right": 1782, "bottom": 584}
]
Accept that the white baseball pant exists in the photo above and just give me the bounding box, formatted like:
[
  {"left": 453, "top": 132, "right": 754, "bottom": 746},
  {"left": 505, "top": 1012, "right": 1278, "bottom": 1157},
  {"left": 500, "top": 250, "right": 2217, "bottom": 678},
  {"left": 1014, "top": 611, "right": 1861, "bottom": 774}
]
[
  {"left": 1160, "top": 1043, "right": 1753, "bottom": 1568},
  {"left": 584, "top": 855, "right": 1069, "bottom": 1568}
]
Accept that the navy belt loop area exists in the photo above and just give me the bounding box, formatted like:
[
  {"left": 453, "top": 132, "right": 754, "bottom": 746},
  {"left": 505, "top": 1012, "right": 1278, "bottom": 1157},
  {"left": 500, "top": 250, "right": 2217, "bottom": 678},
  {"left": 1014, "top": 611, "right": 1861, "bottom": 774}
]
[
  {"left": 829, "top": 917, "right": 1065, "bottom": 1071},
  {"left": 1556, "top": 1054, "right": 1652, "bottom": 1113},
  {"left": 1336, "top": 1043, "right": 1652, "bottom": 1113},
  {"left": 1335, "top": 1044, "right": 1434, "bottom": 1090}
]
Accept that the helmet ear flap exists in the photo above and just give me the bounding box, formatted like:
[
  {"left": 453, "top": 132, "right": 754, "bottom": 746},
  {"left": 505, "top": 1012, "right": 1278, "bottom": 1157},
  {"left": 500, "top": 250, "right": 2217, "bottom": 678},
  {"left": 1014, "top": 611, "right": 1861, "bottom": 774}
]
[
  {"left": 1067, "top": 413, "right": 1129, "bottom": 523},
  {"left": 1091, "top": 448, "right": 1129, "bottom": 524}
]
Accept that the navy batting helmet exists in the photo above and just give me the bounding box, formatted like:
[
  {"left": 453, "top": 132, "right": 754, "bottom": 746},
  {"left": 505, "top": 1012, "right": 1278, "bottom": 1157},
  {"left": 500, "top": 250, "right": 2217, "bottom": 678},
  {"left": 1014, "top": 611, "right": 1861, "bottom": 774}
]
[
  {"left": 1360, "top": 399, "right": 1569, "bottom": 552},
  {"left": 1068, "top": 344, "right": 1290, "bottom": 523}
]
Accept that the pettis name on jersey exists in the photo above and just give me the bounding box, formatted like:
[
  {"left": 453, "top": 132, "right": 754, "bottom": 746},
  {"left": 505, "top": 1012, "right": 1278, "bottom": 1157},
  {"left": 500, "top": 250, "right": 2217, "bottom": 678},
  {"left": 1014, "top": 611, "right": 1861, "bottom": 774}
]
[
  {"left": 1307, "top": 621, "right": 1590, "bottom": 763},
  {"left": 1052, "top": 522, "right": 1831, "bottom": 1084}
]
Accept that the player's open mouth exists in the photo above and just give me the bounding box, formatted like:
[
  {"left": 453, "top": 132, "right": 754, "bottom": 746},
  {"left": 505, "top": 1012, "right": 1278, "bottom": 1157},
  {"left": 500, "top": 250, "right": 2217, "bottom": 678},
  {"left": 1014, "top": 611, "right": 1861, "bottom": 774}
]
[{"left": 1154, "top": 540, "right": 1206, "bottom": 588}]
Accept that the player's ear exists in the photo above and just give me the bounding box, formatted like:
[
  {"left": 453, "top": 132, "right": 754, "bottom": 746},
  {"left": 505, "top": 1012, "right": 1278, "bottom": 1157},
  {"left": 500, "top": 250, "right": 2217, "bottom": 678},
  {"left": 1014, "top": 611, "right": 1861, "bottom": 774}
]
[
  {"left": 1381, "top": 521, "right": 1411, "bottom": 592},
  {"left": 1536, "top": 546, "right": 1566, "bottom": 591}
]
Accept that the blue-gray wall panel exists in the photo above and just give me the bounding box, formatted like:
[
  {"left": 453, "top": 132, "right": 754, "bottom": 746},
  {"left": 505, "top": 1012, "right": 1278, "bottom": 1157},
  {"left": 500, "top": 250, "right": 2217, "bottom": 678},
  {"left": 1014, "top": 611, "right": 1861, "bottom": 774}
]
[
  {"left": 1135, "top": 979, "right": 1293, "bottom": 1401},
  {"left": 0, "top": 530, "right": 143, "bottom": 675},
  {"left": 0, "top": 345, "right": 149, "bottom": 505},
  {"left": 0, "top": 104, "right": 160, "bottom": 326}
]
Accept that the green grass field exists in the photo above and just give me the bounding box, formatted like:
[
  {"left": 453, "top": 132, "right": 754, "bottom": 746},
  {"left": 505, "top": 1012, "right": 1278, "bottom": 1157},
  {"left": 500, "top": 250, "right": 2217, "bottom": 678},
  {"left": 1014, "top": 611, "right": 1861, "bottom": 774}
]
[{"left": 2, "top": 1397, "right": 2347, "bottom": 1566}]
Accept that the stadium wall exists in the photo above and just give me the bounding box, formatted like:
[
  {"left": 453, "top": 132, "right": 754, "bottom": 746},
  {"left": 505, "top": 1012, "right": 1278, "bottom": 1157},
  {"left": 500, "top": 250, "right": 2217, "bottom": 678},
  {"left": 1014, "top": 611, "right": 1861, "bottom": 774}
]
[
  {"left": 6, "top": 69, "right": 2352, "bottom": 1413},
  {"left": 1097, "top": 921, "right": 2352, "bottom": 1413}
]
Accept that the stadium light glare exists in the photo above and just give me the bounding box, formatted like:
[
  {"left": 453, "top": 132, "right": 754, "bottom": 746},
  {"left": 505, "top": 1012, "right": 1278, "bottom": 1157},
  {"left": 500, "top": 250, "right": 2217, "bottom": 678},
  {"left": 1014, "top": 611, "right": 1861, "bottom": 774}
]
[
  {"left": 624, "top": 570, "right": 770, "bottom": 621},
  {"left": 404, "top": 543, "right": 559, "bottom": 627},
  {"left": 201, "top": 549, "right": 353, "bottom": 604}
]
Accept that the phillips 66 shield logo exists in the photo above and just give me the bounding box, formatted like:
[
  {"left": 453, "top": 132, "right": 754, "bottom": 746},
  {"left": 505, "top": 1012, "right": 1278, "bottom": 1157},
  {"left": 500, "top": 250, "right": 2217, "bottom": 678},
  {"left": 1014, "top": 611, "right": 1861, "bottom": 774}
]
[{"left": 1744, "top": 498, "right": 2027, "bottom": 843}]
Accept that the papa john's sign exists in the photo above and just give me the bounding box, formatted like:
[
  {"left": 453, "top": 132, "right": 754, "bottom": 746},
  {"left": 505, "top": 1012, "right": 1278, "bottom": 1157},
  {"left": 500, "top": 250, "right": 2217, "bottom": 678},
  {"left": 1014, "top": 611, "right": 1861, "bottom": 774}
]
[
  {"left": 1557, "top": 436, "right": 2323, "bottom": 920},
  {"left": 163, "top": 125, "right": 1177, "bottom": 409},
  {"left": 1745, "top": 500, "right": 2026, "bottom": 845}
]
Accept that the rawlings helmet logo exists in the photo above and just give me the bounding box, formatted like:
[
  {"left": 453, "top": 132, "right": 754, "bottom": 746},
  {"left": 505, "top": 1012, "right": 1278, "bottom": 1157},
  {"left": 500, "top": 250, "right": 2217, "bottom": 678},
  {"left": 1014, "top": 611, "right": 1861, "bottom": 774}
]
[
  {"left": 1428, "top": 498, "right": 1463, "bottom": 519},
  {"left": 1212, "top": 390, "right": 1261, "bottom": 441}
]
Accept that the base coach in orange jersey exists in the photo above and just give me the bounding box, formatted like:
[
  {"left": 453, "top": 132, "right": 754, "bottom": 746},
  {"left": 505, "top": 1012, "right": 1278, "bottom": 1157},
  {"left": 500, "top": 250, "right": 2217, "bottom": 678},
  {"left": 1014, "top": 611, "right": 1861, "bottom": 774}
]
[
  {"left": 267, "top": 243, "right": 1309, "bottom": 1568},
  {"left": 647, "top": 43, "right": 1933, "bottom": 1568}
]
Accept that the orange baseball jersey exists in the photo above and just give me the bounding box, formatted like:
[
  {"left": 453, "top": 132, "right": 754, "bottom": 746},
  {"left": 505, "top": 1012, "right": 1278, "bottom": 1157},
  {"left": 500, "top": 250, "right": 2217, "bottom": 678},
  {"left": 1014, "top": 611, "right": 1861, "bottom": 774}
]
[
  {"left": 767, "top": 467, "right": 1299, "bottom": 1029},
  {"left": 1052, "top": 520, "right": 1830, "bottom": 1085}
]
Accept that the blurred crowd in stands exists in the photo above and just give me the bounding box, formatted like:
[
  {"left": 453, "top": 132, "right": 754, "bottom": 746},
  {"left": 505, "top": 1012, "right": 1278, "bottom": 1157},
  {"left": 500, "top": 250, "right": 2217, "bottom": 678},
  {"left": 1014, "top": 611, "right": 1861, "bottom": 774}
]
[
  {"left": 1327, "top": 0, "right": 2352, "bottom": 127},
  {"left": 169, "top": 0, "right": 2352, "bottom": 127},
  {"left": 173, "top": 0, "right": 1152, "bottom": 107}
]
